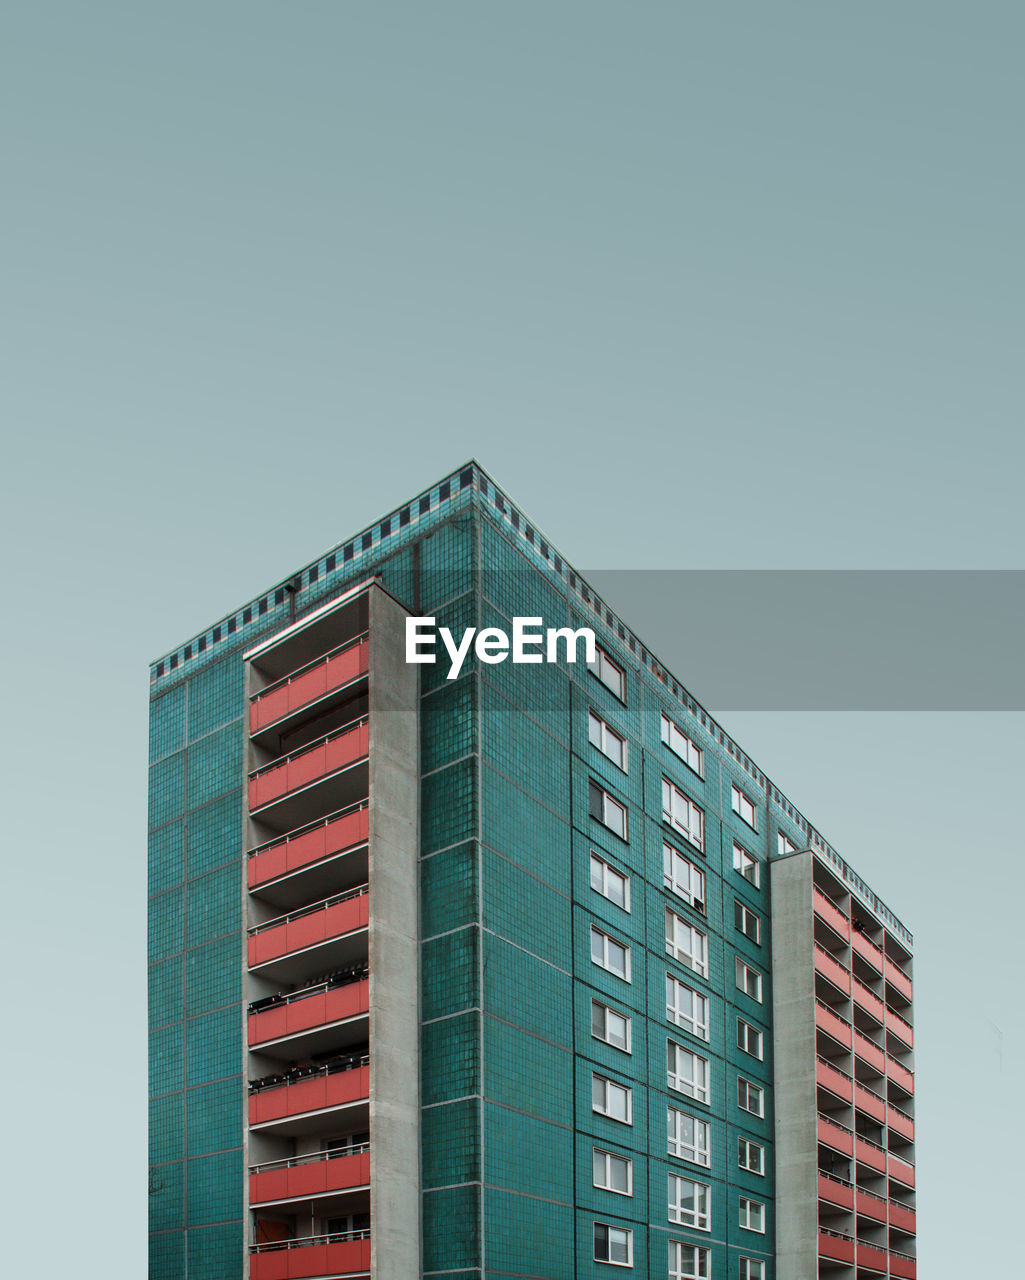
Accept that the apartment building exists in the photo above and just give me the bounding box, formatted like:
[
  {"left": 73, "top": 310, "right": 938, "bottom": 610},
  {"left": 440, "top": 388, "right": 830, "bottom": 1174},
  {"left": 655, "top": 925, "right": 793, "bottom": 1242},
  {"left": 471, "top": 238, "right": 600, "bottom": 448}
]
[{"left": 148, "top": 461, "right": 915, "bottom": 1279}]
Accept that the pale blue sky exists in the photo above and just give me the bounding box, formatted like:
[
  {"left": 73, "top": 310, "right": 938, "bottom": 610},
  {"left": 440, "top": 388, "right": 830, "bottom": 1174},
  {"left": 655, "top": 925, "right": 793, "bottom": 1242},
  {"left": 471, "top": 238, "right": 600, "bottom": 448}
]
[{"left": 2, "top": 4, "right": 1022, "bottom": 1273}]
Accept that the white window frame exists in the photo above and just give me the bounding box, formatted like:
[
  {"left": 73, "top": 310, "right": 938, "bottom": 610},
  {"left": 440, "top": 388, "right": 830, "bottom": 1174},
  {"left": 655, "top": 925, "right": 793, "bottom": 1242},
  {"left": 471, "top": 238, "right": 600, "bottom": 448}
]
[
  {"left": 731, "top": 784, "right": 757, "bottom": 830},
  {"left": 778, "top": 830, "right": 797, "bottom": 856},
  {"left": 661, "top": 714, "right": 704, "bottom": 776},
  {"left": 590, "top": 781, "right": 628, "bottom": 839},
  {"left": 593, "top": 1221, "right": 633, "bottom": 1267},
  {"left": 735, "top": 899, "right": 762, "bottom": 945},
  {"left": 668, "top": 1173, "right": 711, "bottom": 1231},
  {"left": 590, "top": 647, "right": 625, "bottom": 701},
  {"left": 739, "top": 1259, "right": 766, "bottom": 1280},
  {"left": 589, "top": 710, "right": 628, "bottom": 772},
  {"left": 666, "top": 908, "right": 708, "bottom": 977},
  {"left": 662, "top": 777, "right": 704, "bottom": 850},
  {"left": 591, "top": 924, "right": 631, "bottom": 982},
  {"left": 737, "top": 1018, "right": 764, "bottom": 1061},
  {"left": 593, "top": 1147, "right": 633, "bottom": 1197},
  {"left": 590, "top": 851, "right": 630, "bottom": 911},
  {"left": 664, "top": 842, "right": 706, "bottom": 912},
  {"left": 666, "top": 974, "right": 710, "bottom": 1041},
  {"left": 739, "top": 1197, "right": 766, "bottom": 1233},
  {"left": 735, "top": 957, "right": 763, "bottom": 1003},
  {"left": 669, "top": 1241, "right": 710, "bottom": 1280},
  {"left": 732, "top": 843, "right": 760, "bottom": 888},
  {"left": 738, "top": 1137, "right": 765, "bottom": 1176},
  {"left": 593, "top": 1073, "right": 633, "bottom": 1125},
  {"left": 668, "top": 1040, "right": 710, "bottom": 1104},
  {"left": 592, "top": 999, "right": 632, "bottom": 1053},
  {"left": 667, "top": 1106, "right": 711, "bottom": 1167},
  {"left": 737, "top": 1077, "right": 765, "bottom": 1118}
]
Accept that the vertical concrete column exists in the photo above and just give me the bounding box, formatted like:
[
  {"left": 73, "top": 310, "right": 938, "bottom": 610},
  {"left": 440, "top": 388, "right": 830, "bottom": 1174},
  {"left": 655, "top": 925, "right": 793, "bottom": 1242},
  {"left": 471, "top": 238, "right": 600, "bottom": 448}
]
[
  {"left": 770, "top": 850, "right": 819, "bottom": 1280},
  {"left": 368, "top": 586, "right": 421, "bottom": 1280}
]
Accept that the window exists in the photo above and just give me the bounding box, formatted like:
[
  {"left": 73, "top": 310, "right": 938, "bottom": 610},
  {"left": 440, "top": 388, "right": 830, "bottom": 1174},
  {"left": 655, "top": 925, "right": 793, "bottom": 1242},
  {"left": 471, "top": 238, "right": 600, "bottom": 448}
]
[
  {"left": 731, "top": 784, "right": 757, "bottom": 829},
  {"left": 668, "top": 1174, "right": 710, "bottom": 1230},
  {"left": 667, "top": 1107, "right": 711, "bottom": 1167},
  {"left": 736, "top": 957, "right": 763, "bottom": 1003},
  {"left": 664, "top": 843, "right": 706, "bottom": 911},
  {"left": 739, "top": 1197, "right": 765, "bottom": 1233},
  {"left": 661, "top": 714, "right": 703, "bottom": 775},
  {"left": 739, "top": 1260, "right": 765, "bottom": 1280},
  {"left": 666, "top": 908, "right": 708, "bottom": 977},
  {"left": 737, "top": 1077, "right": 764, "bottom": 1117},
  {"left": 662, "top": 778, "right": 704, "bottom": 850},
  {"left": 591, "top": 925, "right": 631, "bottom": 981},
  {"left": 590, "top": 781, "right": 628, "bottom": 839},
  {"left": 589, "top": 710, "right": 627, "bottom": 771},
  {"left": 738, "top": 1138, "right": 765, "bottom": 1175},
  {"left": 669, "top": 1242, "right": 710, "bottom": 1280},
  {"left": 735, "top": 899, "right": 761, "bottom": 944},
  {"left": 590, "top": 852, "right": 630, "bottom": 910},
  {"left": 733, "top": 843, "right": 760, "bottom": 888},
  {"left": 590, "top": 647, "right": 625, "bottom": 701},
  {"left": 778, "top": 830, "right": 797, "bottom": 856},
  {"left": 667, "top": 974, "right": 709, "bottom": 1040},
  {"left": 592, "top": 999, "right": 631, "bottom": 1053},
  {"left": 668, "top": 1040, "right": 710, "bottom": 1103},
  {"left": 593, "top": 1073, "right": 632, "bottom": 1124},
  {"left": 593, "top": 1148, "right": 633, "bottom": 1196},
  {"left": 737, "top": 1018, "right": 763, "bottom": 1060},
  {"left": 594, "top": 1222, "right": 632, "bottom": 1266}
]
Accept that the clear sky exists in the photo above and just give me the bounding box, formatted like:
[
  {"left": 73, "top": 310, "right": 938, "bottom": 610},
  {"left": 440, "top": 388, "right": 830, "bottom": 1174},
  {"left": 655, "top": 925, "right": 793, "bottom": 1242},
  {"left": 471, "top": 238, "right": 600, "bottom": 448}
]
[{"left": 2, "top": 3, "right": 1022, "bottom": 1273}]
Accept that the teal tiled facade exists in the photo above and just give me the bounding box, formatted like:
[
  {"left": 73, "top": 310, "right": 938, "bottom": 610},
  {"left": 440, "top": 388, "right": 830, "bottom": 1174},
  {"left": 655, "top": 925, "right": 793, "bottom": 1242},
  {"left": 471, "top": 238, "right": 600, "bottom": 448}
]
[{"left": 149, "top": 461, "right": 894, "bottom": 1277}]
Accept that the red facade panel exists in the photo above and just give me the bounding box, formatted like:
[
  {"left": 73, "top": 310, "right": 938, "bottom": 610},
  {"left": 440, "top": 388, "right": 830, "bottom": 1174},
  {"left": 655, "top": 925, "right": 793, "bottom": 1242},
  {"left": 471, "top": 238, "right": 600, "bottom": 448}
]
[
  {"left": 855, "top": 1136, "right": 887, "bottom": 1173},
  {"left": 249, "top": 893, "right": 369, "bottom": 969},
  {"left": 250, "top": 1238, "right": 371, "bottom": 1280},
  {"left": 853, "top": 978, "right": 885, "bottom": 1024},
  {"left": 817, "top": 1116, "right": 854, "bottom": 1157},
  {"left": 887, "top": 1103, "right": 915, "bottom": 1142},
  {"left": 249, "top": 807, "right": 369, "bottom": 889},
  {"left": 889, "top": 1202, "right": 916, "bottom": 1234},
  {"left": 818, "top": 1231, "right": 855, "bottom": 1265},
  {"left": 249, "top": 1064, "right": 370, "bottom": 1126},
  {"left": 852, "top": 929, "right": 884, "bottom": 973},
  {"left": 816, "top": 1058, "right": 854, "bottom": 1103},
  {"left": 855, "top": 1189, "right": 888, "bottom": 1222},
  {"left": 887, "top": 1057, "right": 915, "bottom": 1094},
  {"left": 887, "top": 1008, "right": 914, "bottom": 1050},
  {"left": 250, "top": 639, "right": 368, "bottom": 734},
  {"left": 815, "top": 1002, "right": 853, "bottom": 1050},
  {"left": 885, "top": 958, "right": 913, "bottom": 1001},
  {"left": 818, "top": 1173, "right": 854, "bottom": 1211},
  {"left": 888, "top": 1153, "right": 916, "bottom": 1188},
  {"left": 814, "top": 946, "right": 851, "bottom": 994},
  {"left": 249, "top": 721, "right": 369, "bottom": 811},
  {"left": 854, "top": 1083, "right": 886, "bottom": 1124},
  {"left": 250, "top": 1151, "right": 371, "bottom": 1206},
  {"left": 814, "top": 889, "right": 850, "bottom": 940},
  {"left": 249, "top": 979, "right": 370, "bottom": 1048},
  {"left": 856, "top": 1242, "right": 888, "bottom": 1273},
  {"left": 854, "top": 1030, "right": 886, "bottom": 1074},
  {"left": 889, "top": 1254, "right": 917, "bottom": 1280}
]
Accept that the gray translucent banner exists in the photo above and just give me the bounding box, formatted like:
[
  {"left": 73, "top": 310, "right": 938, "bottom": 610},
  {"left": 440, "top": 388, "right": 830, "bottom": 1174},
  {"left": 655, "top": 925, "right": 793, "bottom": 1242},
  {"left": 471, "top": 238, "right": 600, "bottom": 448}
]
[{"left": 584, "top": 570, "right": 1025, "bottom": 710}]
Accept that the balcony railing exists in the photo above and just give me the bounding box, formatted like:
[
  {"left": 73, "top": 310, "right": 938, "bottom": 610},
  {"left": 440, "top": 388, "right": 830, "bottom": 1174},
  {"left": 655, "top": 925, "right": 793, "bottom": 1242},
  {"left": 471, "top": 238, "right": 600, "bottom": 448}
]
[
  {"left": 248, "top": 802, "right": 369, "bottom": 889},
  {"left": 248, "top": 966, "right": 369, "bottom": 1048},
  {"left": 887, "top": 1007, "right": 914, "bottom": 1049},
  {"left": 817, "top": 1055, "right": 854, "bottom": 1103},
  {"left": 851, "top": 928, "right": 884, "bottom": 972},
  {"left": 249, "top": 717, "right": 369, "bottom": 811},
  {"left": 249, "top": 1052, "right": 370, "bottom": 1126},
  {"left": 814, "top": 944, "right": 851, "bottom": 994},
  {"left": 818, "top": 1171, "right": 854, "bottom": 1211},
  {"left": 889, "top": 1201, "right": 917, "bottom": 1234},
  {"left": 854, "top": 1029, "right": 886, "bottom": 1074},
  {"left": 818, "top": 1115, "right": 854, "bottom": 1157},
  {"left": 856, "top": 1241, "right": 888, "bottom": 1273},
  {"left": 249, "top": 1230, "right": 371, "bottom": 1280},
  {"left": 855, "top": 1133, "right": 887, "bottom": 1173},
  {"left": 818, "top": 1227, "right": 855, "bottom": 1265},
  {"left": 250, "top": 634, "right": 368, "bottom": 734},
  {"left": 889, "top": 1251, "right": 917, "bottom": 1280},
  {"left": 814, "top": 888, "right": 850, "bottom": 940},
  {"left": 853, "top": 979, "right": 885, "bottom": 1025},
  {"left": 815, "top": 999, "right": 853, "bottom": 1050},
  {"left": 248, "top": 884, "right": 369, "bottom": 969},
  {"left": 250, "top": 1144, "right": 371, "bottom": 1206},
  {"left": 854, "top": 1082, "right": 886, "bottom": 1124},
  {"left": 888, "top": 1152, "right": 916, "bottom": 1188},
  {"left": 855, "top": 1187, "right": 888, "bottom": 1221},
  {"left": 887, "top": 1056, "right": 915, "bottom": 1094},
  {"left": 884, "top": 957, "right": 913, "bottom": 1002},
  {"left": 887, "top": 1101, "right": 915, "bottom": 1142}
]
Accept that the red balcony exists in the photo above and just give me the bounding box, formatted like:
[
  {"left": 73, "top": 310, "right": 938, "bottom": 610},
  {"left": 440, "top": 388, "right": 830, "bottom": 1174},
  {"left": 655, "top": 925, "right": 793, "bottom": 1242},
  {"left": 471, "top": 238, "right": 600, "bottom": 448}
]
[
  {"left": 855, "top": 1135, "right": 887, "bottom": 1173},
  {"left": 887, "top": 1103, "right": 915, "bottom": 1142},
  {"left": 249, "top": 887, "right": 369, "bottom": 971},
  {"left": 888, "top": 1153, "right": 916, "bottom": 1188},
  {"left": 816, "top": 1000, "right": 853, "bottom": 1050},
  {"left": 817, "top": 1056, "right": 854, "bottom": 1103},
  {"left": 818, "top": 1172, "right": 854, "bottom": 1211},
  {"left": 815, "top": 944, "right": 851, "bottom": 995},
  {"left": 814, "top": 888, "right": 850, "bottom": 940},
  {"left": 856, "top": 1188, "right": 888, "bottom": 1222},
  {"left": 249, "top": 978, "right": 369, "bottom": 1049},
  {"left": 851, "top": 929, "right": 884, "bottom": 973},
  {"left": 250, "top": 636, "right": 368, "bottom": 735},
  {"left": 854, "top": 1083, "right": 886, "bottom": 1125},
  {"left": 853, "top": 979, "right": 885, "bottom": 1025},
  {"left": 249, "top": 719, "right": 369, "bottom": 812},
  {"left": 250, "top": 1147, "right": 370, "bottom": 1207},
  {"left": 249, "top": 1058, "right": 370, "bottom": 1128},
  {"left": 854, "top": 1030, "right": 885, "bottom": 1074},
  {"left": 889, "top": 1201, "right": 916, "bottom": 1234},
  {"left": 818, "top": 1115, "right": 854, "bottom": 1157},
  {"left": 250, "top": 1233, "right": 370, "bottom": 1280},
  {"left": 818, "top": 1229, "right": 854, "bottom": 1265},
  {"left": 249, "top": 805, "right": 369, "bottom": 891},
  {"left": 856, "top": 1242, "right": 888, "bottom": 1273},
  {"left": 889, "top": 1252, "right": 917, "bottom": 1279},
  {"left": 887, "top": 1057, "right": 914, "bottom": 1095},
  {"left": 885, "top": 958, "right": 913, "bottom": 1002},
  {"left": 887, "top": 1008, "right": 914, "bottom": 1050}
]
